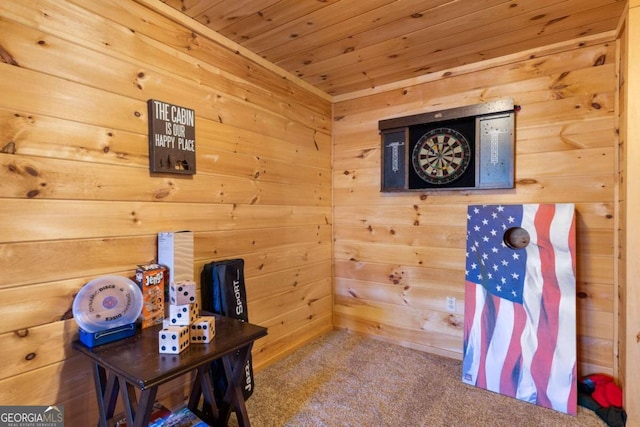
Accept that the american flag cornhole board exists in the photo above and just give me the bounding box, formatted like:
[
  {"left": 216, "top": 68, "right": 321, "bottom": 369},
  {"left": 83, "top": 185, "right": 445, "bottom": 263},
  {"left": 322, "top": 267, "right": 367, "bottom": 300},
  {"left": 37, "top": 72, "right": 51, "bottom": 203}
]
[{"left": 462, "top": 204, "right": 577, "bottom": 415}]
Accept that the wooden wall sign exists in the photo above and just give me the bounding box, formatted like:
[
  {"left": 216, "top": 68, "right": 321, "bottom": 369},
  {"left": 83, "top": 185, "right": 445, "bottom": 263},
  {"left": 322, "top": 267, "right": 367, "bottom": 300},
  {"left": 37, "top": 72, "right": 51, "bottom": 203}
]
[
  {"left": 378, "top": 99, "right": 515, "bottom": 192},
  {"left": 148, "top": 99, "right": 196, "bottom": 175}
]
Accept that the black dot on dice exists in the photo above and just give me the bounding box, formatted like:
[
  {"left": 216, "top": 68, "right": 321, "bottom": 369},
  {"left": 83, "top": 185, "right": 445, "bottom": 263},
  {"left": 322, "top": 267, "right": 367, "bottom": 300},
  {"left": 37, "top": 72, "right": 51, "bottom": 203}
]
[
  {"left": 161, "top": 345, "right": 166, "bottom": 351},
  {"left": 171, "top": 334, "right": 177, "bottom": 339}
]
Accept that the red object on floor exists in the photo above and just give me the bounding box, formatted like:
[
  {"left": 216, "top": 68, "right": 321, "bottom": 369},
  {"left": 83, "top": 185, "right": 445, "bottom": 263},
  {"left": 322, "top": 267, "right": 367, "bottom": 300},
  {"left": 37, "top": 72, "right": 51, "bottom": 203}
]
[{"left": 585, "top": 374, "right": 623, "bottom": 408}]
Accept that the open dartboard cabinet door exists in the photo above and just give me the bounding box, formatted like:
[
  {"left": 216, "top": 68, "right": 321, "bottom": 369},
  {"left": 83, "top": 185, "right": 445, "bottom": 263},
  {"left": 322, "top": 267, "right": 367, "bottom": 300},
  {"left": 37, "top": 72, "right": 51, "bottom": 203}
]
[{"left": 378, "top": 99, "right": 516, "bottom": 192}]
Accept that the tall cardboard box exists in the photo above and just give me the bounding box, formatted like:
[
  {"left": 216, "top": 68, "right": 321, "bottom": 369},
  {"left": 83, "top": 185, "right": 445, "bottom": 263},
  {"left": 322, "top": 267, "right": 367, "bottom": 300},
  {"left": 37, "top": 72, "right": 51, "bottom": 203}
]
[{"left": 158, "top": 231, "right": 194, "bottom": 286}]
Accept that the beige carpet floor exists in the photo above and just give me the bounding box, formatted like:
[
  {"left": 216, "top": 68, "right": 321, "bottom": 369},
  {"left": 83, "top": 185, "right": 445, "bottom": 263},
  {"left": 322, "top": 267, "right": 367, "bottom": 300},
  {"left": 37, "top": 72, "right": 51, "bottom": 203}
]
[{"left": 231, "top": 330, "right": 607, "bottom": 427}]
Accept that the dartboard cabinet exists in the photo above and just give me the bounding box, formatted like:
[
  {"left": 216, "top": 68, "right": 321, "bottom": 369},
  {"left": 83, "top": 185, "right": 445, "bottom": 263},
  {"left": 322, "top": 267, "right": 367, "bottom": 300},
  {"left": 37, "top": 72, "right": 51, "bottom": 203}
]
[{"left": 379, "top": 99, "right": 515, "bottom": 192}]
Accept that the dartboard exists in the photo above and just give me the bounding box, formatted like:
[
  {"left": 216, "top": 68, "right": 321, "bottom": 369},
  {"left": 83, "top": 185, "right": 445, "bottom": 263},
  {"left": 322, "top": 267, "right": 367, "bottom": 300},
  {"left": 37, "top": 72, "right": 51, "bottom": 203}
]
[{"left": 411, "top": 127, "right": 471, "bottom": 184}]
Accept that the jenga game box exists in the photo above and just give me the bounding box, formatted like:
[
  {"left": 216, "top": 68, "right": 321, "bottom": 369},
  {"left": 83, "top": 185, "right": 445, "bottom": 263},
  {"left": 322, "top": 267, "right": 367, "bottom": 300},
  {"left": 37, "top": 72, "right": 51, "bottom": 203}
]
[{"left": 134, "top": 263, "right": 167, "bottom": 329}]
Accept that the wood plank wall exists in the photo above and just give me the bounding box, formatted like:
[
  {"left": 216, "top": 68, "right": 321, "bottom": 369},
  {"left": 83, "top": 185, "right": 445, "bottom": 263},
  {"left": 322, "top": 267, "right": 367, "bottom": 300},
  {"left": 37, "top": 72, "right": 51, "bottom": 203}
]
[
  {"left": 616, "top": 3, "right": 628, "bottom": 418},
  {"left": 618, "top": 1, "right": 640, "bottom": 424},
  {"left": 332, "top": 34, "right": 619, "bottom": 377},
  {"left": 0, "top": 0, "right": 332, "bottom": 424}
]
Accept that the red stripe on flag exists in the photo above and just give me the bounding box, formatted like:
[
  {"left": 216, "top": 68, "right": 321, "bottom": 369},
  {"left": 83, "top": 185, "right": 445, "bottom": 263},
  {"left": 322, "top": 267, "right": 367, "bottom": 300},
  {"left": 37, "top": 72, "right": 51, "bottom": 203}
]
[
  {"left": 530, "top": 204, "right": 562, "bottom": 408},
  {"left": 499, "top": 302, "right": 526, "bottom": 397}
]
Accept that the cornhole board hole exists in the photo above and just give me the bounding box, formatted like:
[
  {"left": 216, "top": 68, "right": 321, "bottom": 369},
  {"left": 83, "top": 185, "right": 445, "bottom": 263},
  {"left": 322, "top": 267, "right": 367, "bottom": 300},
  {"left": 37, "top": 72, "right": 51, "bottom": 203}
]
[{"left": 462, "top": 203, "right": 577, "bottom": 415}]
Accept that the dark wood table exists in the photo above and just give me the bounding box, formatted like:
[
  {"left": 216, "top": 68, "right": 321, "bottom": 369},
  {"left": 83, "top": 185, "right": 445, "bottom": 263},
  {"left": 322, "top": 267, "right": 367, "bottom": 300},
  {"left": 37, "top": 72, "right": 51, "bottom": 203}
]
[{"left": 72, "top": 314, "right": 267, "bottom": 427}]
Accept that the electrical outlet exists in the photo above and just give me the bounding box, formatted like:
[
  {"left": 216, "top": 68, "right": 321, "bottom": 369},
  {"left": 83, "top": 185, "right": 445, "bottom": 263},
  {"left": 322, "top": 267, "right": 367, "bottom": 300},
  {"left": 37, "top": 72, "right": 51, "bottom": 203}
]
[{"left": 446, "top": 296, "right": 456, "bottom": 313}]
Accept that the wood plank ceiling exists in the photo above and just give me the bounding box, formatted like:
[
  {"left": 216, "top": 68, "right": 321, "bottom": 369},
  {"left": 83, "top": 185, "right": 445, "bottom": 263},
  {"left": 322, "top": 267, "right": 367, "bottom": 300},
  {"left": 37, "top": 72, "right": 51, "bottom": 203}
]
[{"left": 161, "top": 0, "right": 626, "bottom": 97}]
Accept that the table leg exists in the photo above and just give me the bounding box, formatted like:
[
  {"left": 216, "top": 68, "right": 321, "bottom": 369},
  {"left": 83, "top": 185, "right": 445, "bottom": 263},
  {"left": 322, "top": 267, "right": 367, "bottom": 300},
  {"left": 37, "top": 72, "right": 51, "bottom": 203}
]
[
  {"left": 134, "top": 388, "right": 158, "bottom": 427},
  {"left": 91, "top": 363, "right": 119, "bottom": 427},
  {"left": 188, "top": 364, "right": 220, "bottom": 423},
  {"left": 188, "top": 370, "right": 203, "bottom": 411},
  {"left": 118, "top": 375, "right": 158, "bottom": 427},
  {"left": 220, "top": 343, "right": 254, "bottom": 427}
]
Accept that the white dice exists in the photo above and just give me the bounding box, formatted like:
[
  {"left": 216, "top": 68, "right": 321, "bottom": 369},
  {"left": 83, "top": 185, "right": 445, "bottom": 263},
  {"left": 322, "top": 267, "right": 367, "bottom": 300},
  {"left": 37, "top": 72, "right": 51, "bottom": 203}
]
[
  {"left": 169, "top": 302, "right": 198, "bottom": 326},
  {"left": 190, "top": 316, "right": 216, "bottom": 343},
  {"left": 158, "top": 325, "right": 189, "bottom": 354},
  {"left": 169, "top": 280, "right": 197, "bottom": 305}
]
